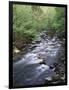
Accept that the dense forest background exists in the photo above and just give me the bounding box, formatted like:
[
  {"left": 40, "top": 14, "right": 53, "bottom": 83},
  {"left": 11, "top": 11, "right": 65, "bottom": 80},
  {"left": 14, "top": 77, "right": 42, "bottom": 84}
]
[{"left": 13, "top": 5, "right": 65, "bottom": 57}]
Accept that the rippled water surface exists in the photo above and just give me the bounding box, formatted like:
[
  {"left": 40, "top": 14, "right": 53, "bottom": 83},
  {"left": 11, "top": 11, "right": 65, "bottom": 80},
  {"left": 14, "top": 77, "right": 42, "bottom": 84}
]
[{"left": 13, "top": 33, "right": 63, "bottom": 87}]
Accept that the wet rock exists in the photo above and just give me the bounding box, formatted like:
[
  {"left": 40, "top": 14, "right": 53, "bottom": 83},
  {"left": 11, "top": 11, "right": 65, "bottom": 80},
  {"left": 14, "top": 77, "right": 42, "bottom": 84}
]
[
  {"left": 30, "top": 44, "right": 37, "bottom": 49},
  {"left": 50, "top": 65, "right": 55, "bottom": 69},
  {"left": 40, "top": 34, "right": 46, "bottom": 40},
  {"left": 34, "top": 36, "right": 41, "bottom": 43},
  {"left": 13, "top": 46, "right": 20, "bottom": 55},
  {"left": 51, "top": 74, "right": 65, "bottom": 84},
  {"left": 45, "top": 77, "right": 52, "bottom": 81},
  {"left": 51, "top": 74, "right": 61, "bottom": 83},
  {"left": 34, "top": 40, "right": 41, "bottom": 43},
  {"left": 39, "top": 61, "right": 46, "bottom": 65},
  {"left": 37, "top": 59, "right": 44, "bottom": 64},
  {"left": 37, "top": 52, "right": 46, "bottom": 59},
  {"left": 60, "top": 75, "right": 65, "bottom": 81},
  {"left": 31, "top": 41, "right": 36, "bottom": 44}
]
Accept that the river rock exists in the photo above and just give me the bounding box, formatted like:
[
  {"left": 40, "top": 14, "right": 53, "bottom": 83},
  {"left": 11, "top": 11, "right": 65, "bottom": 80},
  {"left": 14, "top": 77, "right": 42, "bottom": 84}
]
[
  {"left": 45, "top": 77, "right": 52, "bottom": 81},
  {"left": 30, "top": 44, "right": 37, "bottom": 49},
  {"left": 37, "top": 52, "right": 46, "bottom": 59}
]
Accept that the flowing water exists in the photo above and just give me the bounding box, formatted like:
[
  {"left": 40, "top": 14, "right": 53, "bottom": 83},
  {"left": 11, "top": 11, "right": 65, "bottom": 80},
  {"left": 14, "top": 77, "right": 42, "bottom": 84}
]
[{"left": 13, "top": 32, "right": 63, "bottom": 87}]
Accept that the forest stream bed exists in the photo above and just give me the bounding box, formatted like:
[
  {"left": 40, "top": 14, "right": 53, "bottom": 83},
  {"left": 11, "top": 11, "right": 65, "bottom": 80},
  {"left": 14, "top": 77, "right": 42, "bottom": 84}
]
[{"left": 13, "top": 31, "right": 65, "bottom": 87}]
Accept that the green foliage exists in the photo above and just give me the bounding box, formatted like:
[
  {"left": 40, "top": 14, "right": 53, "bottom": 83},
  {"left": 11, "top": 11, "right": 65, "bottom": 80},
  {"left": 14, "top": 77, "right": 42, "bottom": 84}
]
[
  {"left": 13, "top": 5, "right": 65, "bottom": 49},
  {"left": 52, "top": 7, "right": 65, "bottom": 37}
]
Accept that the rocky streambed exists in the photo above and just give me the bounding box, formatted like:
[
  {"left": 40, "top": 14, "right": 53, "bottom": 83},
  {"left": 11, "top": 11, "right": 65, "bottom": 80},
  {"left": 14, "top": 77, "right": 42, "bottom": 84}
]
[{"left": 13, "top": 31, "right": 65, "bottom": 87}]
